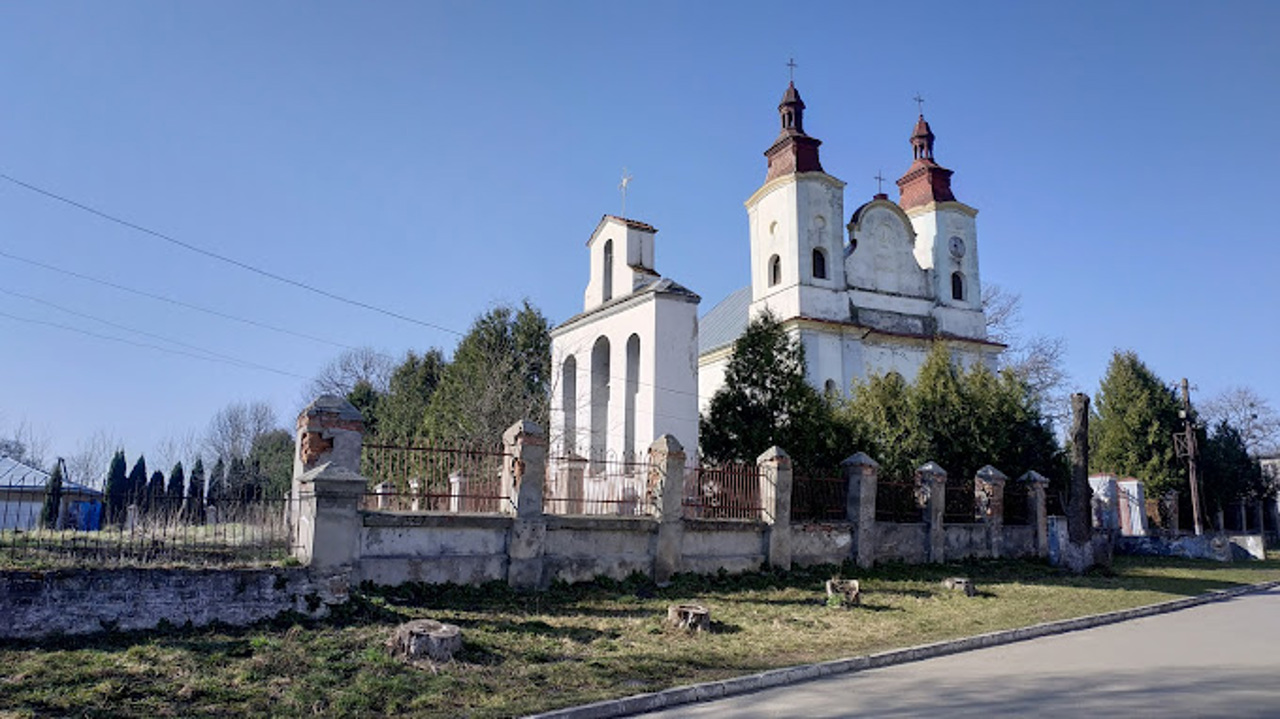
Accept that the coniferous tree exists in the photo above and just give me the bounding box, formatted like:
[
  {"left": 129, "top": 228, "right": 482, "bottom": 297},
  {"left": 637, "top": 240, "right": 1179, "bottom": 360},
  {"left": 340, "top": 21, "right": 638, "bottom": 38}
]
[
  {"left": 148, "top": 470, "right": 166, "bottom": 505},
  {"left": 186, "top": 458, "right": 206, "bottom": 522},
  {"left": 699, "top": 311, "right": 840, "bottom": 467},
  {"left": 1200, "top": 420, "right": 1265, "bottom": 523},
  {"left": 225, "top": 457, "right": 250, "bottom": 500},
  {"left": 127, "top": 455, "right": 148, "bottom": 512},
  {"left": 376, "top": 349, "right": 446, "bottom": 442},
  {"left": 248, "top": 429, "right": 294, "bottom": 496},
  {"left": 207, "top": 457, "right": 226, "bottom": 504},
  {"left": 104, "top": 450, "right": 129, "bottom": 525},
  {"left": 1089, "top": 350, "right": 1182, "bottom": 493},
  {"left": 167, "top": 462, "right": 186, "bottom": 498},
  {"left": 39, "top": 459, "right": 65, "bottom": 529}
]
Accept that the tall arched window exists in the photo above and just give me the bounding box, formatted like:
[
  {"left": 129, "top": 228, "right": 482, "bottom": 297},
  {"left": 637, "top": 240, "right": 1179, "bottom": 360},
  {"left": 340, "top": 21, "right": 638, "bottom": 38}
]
[
  {"left": 561, "top": 356, "right": 577, "bottom": 455},
  {"left": 951, "top": 271, "right": 965, "bottom": 301},
  {"left": 602, "top": 240, "right": 614, "bottom": 302},
  {"left": 769, "top": 255, "right": 781, "bottom": 287},
  {"left": 624, "top": 334, "right": 640, "bottom": 462},
  {"left": 812, "top": 248, "right": 827, "bottom": 280},
  {"left": 590, "top": 336, "right": 610, "bottom": 468}
]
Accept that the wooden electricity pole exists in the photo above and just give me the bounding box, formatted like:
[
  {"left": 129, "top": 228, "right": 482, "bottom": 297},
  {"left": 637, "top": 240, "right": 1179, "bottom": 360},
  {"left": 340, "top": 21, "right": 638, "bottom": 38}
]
[{"left": 1174, "top": 378, "right": 1205, "bottom": 536}]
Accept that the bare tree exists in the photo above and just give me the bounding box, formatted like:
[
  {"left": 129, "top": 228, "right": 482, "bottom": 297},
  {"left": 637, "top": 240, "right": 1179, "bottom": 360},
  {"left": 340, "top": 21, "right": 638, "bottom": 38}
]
[
  {"left": 64, "top": 429, "right": 121, "bottom": 489},
  {"left": 982, "top": 283, "right": 1073, "bottom": 426},
  {"left": 1200, "top": 386, "right": 1280, "bottom": 456},
  {"left": 153, "top": 429, "right": 200, "bottom": 475},
  {"left": 305, "top": 347, "right": 394, "bottom": 399},
  {"left": 982, "top": 283, "right": 1022, "bottom": 346},
  {"left": 0, "top": 418, "right": 51, "bottom": 469},
  {"left": 204, "top": 401, "right": 280, "bottom": 464}
]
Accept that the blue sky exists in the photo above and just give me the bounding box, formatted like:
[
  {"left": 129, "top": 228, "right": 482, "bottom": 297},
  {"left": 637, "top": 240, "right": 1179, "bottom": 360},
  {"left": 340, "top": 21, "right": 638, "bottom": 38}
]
[{"left": 1, "top": 1, "right": 1277, "bottom": 473}]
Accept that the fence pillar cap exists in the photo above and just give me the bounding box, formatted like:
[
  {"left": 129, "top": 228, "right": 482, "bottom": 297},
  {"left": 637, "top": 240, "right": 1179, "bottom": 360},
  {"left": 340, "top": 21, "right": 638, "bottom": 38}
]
[
  {"left": 841, "top": 452, "right": 879, "bottom": 469},
  {"left": 976, "top": 465, "right": 1008, "bottom": 483},
  {"left": 298, "top": 461, "right": 365, "bottom": 488},
  {"left": 757, "top": 446, "right": 790, "bottom": 465},
  {"left": 916, "top": 461, "right": 947, "bottom": 478},
  {"left": 649, "top": 434, "right": 684, "bottom": 455},
  {"left": 503, "top": 420, "right": 545, "bottom": 446},
  {"left": 298, "top": 394, "right": 365, "bottom": 426},
  {"left": 1018, "top": 470, "right": 1049, "bottom": 484}
]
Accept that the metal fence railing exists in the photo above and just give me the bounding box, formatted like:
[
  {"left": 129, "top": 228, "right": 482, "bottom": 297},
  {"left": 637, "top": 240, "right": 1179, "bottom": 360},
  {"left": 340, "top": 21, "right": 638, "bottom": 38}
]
[
  {"left": 791, "top": 470, "right": 846, "bottom": 522},
  {"left": 1003, "top": 480, "right": 1031, "bottom": 525},
  {"left": 0, "top": 491, "right": 297, "bottom": 570},
  {"left": 683, "top": 463, "right": 762, "bottom": 521},
  {"left": 875, "top": 478, "right": 923, "bottom": 523},
  {"left": 361, "top": 441, "right": 510, "bottom": 513},
  {"left": 544, "top": 454, "right": 653, "bottom": 517},
  {"left": 944, "top": 475, "right": 977, "bottom": 524}
]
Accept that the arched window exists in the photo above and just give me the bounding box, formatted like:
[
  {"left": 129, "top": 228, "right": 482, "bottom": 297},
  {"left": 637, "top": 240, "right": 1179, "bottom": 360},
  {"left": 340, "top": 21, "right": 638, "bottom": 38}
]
[
  {"left": 951, "top": 272, "right": 965, "bottom": 301},
  {"left": 561, "top": 356, "right": 577, "bottom": 455},
  {"left": 590, "top": 336, "right": 610, "bottom": 468},
  {"left": 624, "top": 334, "right": 640, "bottom": 462},
  {"left": 823, "top": 379, "right": 838, "bottom": 397},
  {"left": 602, "top": 240, "right": 614, "bottom": 302},
  {"left": 769, "top": 255, "right": 781, "bottom": 287},
  {"left": 812, "top": 248, "right": 827, "bottom": 280}
]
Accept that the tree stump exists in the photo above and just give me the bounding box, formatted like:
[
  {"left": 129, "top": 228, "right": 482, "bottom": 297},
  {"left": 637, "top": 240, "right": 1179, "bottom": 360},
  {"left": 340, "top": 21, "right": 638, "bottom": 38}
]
[
  {"left": 386, "top": 619, "right": 463, "bottom": 664},
  {"left": 942, "top": 577, "right": 976, "bottom": 597},
  {"left": 667, "top": 604, "right": 710, "bottom": 632},
  {"left": 825, "top": 578, "right": 861, "bottom": 608}
]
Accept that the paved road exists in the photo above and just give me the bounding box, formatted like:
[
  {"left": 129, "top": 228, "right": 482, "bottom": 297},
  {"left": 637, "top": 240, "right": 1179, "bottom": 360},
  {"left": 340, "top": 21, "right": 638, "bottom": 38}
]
[{"left": 640, "top": 587, "right": 1280, "bottom": 718}]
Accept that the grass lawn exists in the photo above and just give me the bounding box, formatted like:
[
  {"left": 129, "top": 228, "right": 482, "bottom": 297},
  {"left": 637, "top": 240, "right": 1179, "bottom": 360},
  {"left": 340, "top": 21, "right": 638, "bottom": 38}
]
[{"left": 2, "top": 555, "right": 1279, "bottom": 718}]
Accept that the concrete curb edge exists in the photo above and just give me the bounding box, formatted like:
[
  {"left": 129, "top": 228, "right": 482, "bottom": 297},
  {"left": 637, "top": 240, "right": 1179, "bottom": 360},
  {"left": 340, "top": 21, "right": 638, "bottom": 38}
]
[{"left": 525, "top": 579, "right": 1280, "bottom": 719}]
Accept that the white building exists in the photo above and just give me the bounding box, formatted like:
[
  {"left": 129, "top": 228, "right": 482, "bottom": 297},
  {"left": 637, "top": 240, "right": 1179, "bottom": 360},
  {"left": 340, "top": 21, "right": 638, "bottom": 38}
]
[
  {"left": 551, "top": 80, "right": 1002, "bottom": 465},
  {"left": 699, "top": 82, "right": 1002, "bottom": 409}
]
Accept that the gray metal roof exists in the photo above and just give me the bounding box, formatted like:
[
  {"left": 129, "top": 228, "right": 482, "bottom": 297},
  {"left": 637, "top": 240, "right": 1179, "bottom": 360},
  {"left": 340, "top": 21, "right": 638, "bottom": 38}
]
[
  {"left": 0, "top": 455, "right": 101, "bottom": 494},
  {"left": 698, "top": 286, "right": 751, "bottom": 355}
]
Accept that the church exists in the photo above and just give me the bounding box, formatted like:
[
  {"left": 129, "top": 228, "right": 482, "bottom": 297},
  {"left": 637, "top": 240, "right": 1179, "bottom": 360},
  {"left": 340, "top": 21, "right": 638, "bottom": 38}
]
[{"left": 548, "top": 80, "right": 1001, "bottom": 466}]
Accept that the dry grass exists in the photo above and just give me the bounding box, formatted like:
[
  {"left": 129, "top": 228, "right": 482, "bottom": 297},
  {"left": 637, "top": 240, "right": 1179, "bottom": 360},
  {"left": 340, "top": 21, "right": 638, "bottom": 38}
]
[{"left": 2, "top": 555, "right": 1279, "bottom": 718}]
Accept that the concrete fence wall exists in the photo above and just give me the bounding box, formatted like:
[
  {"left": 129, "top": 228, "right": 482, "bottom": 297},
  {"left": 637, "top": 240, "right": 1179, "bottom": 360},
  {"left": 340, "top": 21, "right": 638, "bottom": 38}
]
[{"left": 288, "top": 397, "right": 1053, "bottom": 590}]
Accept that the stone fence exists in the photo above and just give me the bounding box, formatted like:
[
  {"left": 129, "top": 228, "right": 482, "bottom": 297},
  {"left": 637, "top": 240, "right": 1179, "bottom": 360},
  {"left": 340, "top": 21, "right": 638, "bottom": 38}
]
[{"left": 291, "top": 396, "right": 1053, "bottom": 589}]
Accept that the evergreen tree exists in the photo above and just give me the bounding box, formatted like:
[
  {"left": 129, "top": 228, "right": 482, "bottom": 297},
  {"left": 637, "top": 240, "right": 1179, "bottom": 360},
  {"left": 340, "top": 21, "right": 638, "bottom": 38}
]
[
  {"left": 346, "top": 380, "right": 381, "bottom": 437},
  {"left": 39, "top": 458, "right": 65, "bottom": 529},
  {"left": 167, "top": 462, "right": 186, "bottom": 498},
  {"left": 1200, "top": 420, "right": 1264, "bottom": 521},
  {"left": 186, "top": 458, "right": 206, "bottom": 522},
  {"left": 104, "top": 450, "right": 129, "bottom": 525},
  {"left": 699, "top": 311, "right": 840, "bottom": 467},
  {"left": 148, "top": 470, "right": 165, "bottom": 504},
  {"left": 840, "top": 370, "right": 919, "bottom": 481},
  {"left": 423, "top": 301, "right": 550, "bottom": 445},
  {"left": 375, "top": 349, "right": 446, "bottom": 442},
  {"left": 127, "top": 455, "right": 148, "bottom": 512},
  {"left": 248, "top": 429, "right": 294, "bottom": 496},
  {"left": 1089, "top": 350, "right": 1182, "bottom": 493},
  {"left": 208, "top": 457, "right": 226, "bottom": 504},
  {"left": 225, "top": 456, "right": 250, "bottom": 500}
]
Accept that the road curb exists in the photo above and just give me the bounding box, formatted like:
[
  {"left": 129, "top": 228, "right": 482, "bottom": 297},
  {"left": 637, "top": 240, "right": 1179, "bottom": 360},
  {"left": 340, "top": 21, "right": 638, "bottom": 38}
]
[{"left": 525, "top": 579, "right": 1280, "bottom": 719}]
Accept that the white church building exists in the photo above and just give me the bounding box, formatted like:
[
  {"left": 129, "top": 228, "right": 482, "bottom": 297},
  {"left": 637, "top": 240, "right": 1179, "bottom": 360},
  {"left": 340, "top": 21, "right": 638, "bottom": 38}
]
[{"left": 549, "top": 80, "right": 1001, "bottom": 466}]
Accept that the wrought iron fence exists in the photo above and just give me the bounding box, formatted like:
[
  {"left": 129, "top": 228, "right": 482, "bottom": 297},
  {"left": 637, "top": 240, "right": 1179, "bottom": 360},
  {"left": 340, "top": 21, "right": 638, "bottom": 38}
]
[
  {"left": 791, "top": 470, "right": 846, "bottom": 522},
  {"left": 1004, "top": 480, "right": 1031, "bottom": 525},
  {"left": 683, "top": 463, "right": 762, "bottom": 521},
  {"left": 0, "top": 491, "right": 298, "bottom": 569},
  {"left": 361, "top": 441, "right": 510, "bottom": 513},
  {"left": 545, "top": 453, "right": 653, "bottom": 516},
  {"left": 876, "top": 478, "right": 923, "bottom": 523},
  {"left": 944, "top": 474, "right": 977, "bottom": 524}
]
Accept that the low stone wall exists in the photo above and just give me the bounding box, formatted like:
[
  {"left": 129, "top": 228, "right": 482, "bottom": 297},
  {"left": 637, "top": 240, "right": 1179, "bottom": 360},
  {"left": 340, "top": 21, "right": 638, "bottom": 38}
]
[
  {"left": 544, "top": 515, "right": 657, "bottom": 584},
  {"left": 876, "top": 522, "right": 928, "bottom": 563},
  {"left": 680, "top": 520, "right": 767, "bottom": 575},
  {"left": 1117, "top": 533, "right": 1265, "bottom": 562},
  {"left": 0, "top": 567, "right": 348, "bottom": 640},
  {"left": 1003, "top": 525, "right": 1036, "bottom": 557},
  {"left": 944, "top": 524, "right": 990, "bottom": 560},
  {"left": 360, "top": 513, "right": 511, "bottom": 586},
  {"left": 792, "top": 522, "right": 854, "bottom": 567}
]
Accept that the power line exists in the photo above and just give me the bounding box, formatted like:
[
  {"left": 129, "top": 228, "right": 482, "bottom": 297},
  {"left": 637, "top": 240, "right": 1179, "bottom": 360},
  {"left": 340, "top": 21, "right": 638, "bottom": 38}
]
[
  {"left": 0, "top": 248, "right": 359, "bottom": 352},
  {"left": 0, "top": 308, "right": 307, "bottom": 379},
  {"left": 0, "top": 172, "right": 462, "bottom": 337},
  {"left": 0, "top": 286, "right": 303, "bottom": 378}
]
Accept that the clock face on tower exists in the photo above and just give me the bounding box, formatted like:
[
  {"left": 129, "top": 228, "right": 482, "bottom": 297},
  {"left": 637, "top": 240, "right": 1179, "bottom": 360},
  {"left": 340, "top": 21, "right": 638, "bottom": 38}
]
[{"left": 948, "top": 236, "right": 966, "bottom": 259}]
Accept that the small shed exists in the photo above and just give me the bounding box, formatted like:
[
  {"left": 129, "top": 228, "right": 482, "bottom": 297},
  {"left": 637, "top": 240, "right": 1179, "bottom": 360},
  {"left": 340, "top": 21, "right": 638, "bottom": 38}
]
[{"left": 0, "top": 456, "right": 103, "bottom": 530}]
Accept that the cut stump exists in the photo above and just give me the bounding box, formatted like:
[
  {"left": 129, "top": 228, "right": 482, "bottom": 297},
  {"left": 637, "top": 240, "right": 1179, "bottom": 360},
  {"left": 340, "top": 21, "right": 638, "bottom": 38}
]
[
  {"left": 942, "top": 577, "right": 976, "bottom": 597},
  {"left": 826, "top": 578, "right": 861, "bottom": 608},
  {"left": 386, "top": 619, "right": 463, "bottom": 664},
  {"left": 667, "top": 603, "right": 710, "bottom": 632}
]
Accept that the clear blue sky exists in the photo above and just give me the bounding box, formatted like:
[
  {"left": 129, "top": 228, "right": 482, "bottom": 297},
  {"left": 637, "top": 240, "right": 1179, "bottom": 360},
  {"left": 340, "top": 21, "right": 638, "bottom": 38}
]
[{"left": 2, "top": 1, "right": 1277, "bottom": 473}]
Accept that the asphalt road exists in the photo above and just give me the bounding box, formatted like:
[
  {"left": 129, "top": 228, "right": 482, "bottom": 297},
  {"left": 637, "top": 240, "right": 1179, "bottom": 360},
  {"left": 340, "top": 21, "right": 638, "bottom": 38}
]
[{"left": 639, "top": 587, "right": 1280, "bottom": 718}]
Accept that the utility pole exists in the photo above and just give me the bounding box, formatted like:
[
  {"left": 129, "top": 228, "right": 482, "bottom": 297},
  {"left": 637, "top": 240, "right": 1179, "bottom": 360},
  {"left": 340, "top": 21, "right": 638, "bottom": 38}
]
[{"left": 1174, "top": 378, "right": 1205, "bottom": 536}]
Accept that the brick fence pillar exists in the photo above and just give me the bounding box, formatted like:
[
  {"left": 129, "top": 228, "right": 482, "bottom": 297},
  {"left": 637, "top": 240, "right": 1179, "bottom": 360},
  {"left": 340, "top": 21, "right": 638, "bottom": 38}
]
[
  {"left": 916, "top": 462, "right": 947, "bottom": 563},
  {"left": 975, "top": 465, "right": 1008, "bottom": 558},
  {"left": 649, "top": 435, "right": 686, "bottom": 585},
  {"left": 1019, "top": 470, "right": 1050, "bottom": 558},
  {"left": 758, "top": 447, "right": 792, "bottom": 570},
  {"left": 504, "top": 420, "right": 547, "bottom": 590},
  {"left": 841, "top": 452, "right": 879, "bottom": 569},
  {"left": 293, "top": 395, "right": 367, "bottom": 570}
]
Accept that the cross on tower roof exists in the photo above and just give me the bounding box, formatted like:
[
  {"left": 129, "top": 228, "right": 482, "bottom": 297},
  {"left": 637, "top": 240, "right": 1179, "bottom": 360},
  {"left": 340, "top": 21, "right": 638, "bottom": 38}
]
[
  {"left": 874, "top": 171, "right": 886, "bottom": 194},
  {"left": 913, "top": 93, "right": 925, "bottom": 115},
  {"left": 787, "top": 57, "right": 797, "bottom": 82},
  {"left": 618, "top": 168, "right": 633, "bottom": 217}
]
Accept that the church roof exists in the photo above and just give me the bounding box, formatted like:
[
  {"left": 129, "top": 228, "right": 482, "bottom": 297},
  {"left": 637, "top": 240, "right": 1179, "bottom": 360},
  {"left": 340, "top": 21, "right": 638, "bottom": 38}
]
[
  {"left": 553, "top": 276, "right": 700, "bottom": 334},
  {"left": 698, "top": 285, "right": 751, "bottom": 355},
  {"left": 603, "top": 215, "right": 657, "bottom": 233}
]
